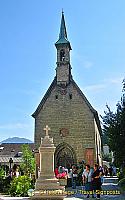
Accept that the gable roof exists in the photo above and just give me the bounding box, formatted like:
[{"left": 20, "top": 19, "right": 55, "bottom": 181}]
[
  {"left": 32, "top": 77, "right": 57, "bottom": 118},
  {"left": 32, "top": 77, "right": 102, "bottom": 134}
]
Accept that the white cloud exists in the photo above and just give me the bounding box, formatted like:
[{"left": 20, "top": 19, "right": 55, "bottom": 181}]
[
  {"left": 104, "top": 77, "right": 123, "bottom": 85},
  {"left": 0, "top": 123, "right": 31, "bottom": 130},
  {"left": 84, "top": 83, "right": 106, "bottom": 92},
  {"left": 0, "top": 122, "right": 34, "bottom": 142},
  {"left": 83, "top": 76, "right": 123, "bottom": 93}
]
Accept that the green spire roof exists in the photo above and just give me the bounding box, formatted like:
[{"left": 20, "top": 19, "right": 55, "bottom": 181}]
[
  {"left": 59, "top": 11, "right": 67, "bottom": 40},
  {"left": 55, "top": 12, "right": 71, "bottom": 49}
]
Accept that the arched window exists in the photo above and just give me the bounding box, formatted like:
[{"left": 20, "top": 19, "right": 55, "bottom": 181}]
[{"left": 60, "top": 49, "right": 65, "bottom": 61}]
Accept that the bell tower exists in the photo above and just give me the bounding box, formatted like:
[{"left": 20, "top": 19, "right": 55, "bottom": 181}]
[{"left": 55, "top": 12, "right": 72, "bottom": 86}]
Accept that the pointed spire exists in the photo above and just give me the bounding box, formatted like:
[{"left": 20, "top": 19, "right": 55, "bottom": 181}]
[
  {"left": 59, "top": 11, "right": 68, "bottom": 40},
  {"left": 55, "top": 12, "right": 71, "bottom": 49}
]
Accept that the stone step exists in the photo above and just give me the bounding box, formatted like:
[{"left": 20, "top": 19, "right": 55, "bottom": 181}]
[{"left": 103, "top": 176, "right": 118, "bottom": 184}]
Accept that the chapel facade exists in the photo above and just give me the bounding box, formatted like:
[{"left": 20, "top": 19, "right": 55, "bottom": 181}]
[{"left": 32, "top": 12, "right": 102, "bottom": 169}]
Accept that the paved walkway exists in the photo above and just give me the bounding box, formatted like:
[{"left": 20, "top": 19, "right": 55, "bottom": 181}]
[
  {"left": 64, "top": 185, "right": 125, "bottom": 199},
  {"left": 0, "top": 177, "right": 125, "bottom": 200},
  {"left": 0, "top": 185, "right": 125, "bottom": 200}
]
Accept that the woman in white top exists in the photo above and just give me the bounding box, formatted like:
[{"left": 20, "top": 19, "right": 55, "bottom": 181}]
[{"left": 82, "top": 164, "right": 94, "bottom": 198}]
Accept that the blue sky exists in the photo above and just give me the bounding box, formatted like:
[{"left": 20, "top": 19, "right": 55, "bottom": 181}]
[{"left": 0, "top": 0, "right": 125, "bottom": 142}]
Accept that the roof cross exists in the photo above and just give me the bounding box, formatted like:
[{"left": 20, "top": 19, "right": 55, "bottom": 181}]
[{"left": 43, "top": 125, "right": 50, "bottom": 136}]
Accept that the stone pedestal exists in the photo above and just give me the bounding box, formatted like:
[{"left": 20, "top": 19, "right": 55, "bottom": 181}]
[{"left": 32, "top": 129, "right": 65, "bottom": 200}]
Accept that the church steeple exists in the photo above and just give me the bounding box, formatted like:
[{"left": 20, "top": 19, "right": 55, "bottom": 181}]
[
  {"left": 55, "top": 11, "right": 71, "bottom": 49},
  {"left": 55, "top": 12, "right": 72, "bottom": 86},
  {"left": 59, "top": 11, "right": 67, "bottom": 39}
]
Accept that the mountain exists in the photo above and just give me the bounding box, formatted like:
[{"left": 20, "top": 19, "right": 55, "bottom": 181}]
[{"left": 0, "top": 137, "right": 33, "bottom": 144}]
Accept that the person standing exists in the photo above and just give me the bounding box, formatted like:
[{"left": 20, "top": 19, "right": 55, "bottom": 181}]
[
  {"left": 92, "top": 164, "right": 102, "bottom": 199},
  {"left": 109, "top": 166, "right": 113, "bottom": 176},
  {"left": 104, "top": 167, "right": 108, "bottom": 176},
  {"left": 113, "top": 166, "right": 117, "bottom": 176},
  {"left": 82, "top": 164, "right": 94, "bottom": 198},
  {"left": 67, "top": 169, "right": 72, "bottom": 187},
  {"left": 72, "top": 165, "right": 78, "bottom": 189}
]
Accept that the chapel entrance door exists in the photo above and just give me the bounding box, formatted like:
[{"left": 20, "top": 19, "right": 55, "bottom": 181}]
[{"left": 55, "top": 143, "right": 76, "bottom": 169}]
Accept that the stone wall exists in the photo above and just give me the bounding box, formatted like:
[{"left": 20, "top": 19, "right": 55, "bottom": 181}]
[
  {"left": 34, "top": 81, "right": 99, "bottom": 165},
  {"left": 94, "top": 119, "right": 102, "bottom": 166}
]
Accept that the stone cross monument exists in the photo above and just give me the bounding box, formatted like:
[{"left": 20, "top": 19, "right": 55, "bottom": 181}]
[
  {"left": 32, "top": 125, "right": 65, "bottom": 199},
  {"left": 43, "top": 125, "right": 50, "bottom": 136}
]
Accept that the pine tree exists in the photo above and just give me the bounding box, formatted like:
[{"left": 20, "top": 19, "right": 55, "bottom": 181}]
[{"left": 101, "top": 79, "right": 125, "bottom": 167}]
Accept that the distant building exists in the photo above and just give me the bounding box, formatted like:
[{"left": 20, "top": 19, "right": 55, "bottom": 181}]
[{"left": 0, "top": 143, "right": 34, "bottom": 169}]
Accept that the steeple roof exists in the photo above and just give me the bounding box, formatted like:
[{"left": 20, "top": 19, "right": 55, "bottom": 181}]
[{"left": 55, "top": 12, "right": 71, "bottom": 49}]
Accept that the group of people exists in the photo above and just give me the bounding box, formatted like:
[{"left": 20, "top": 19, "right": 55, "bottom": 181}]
[
  {"left": 54, "top": 165, "right": 68, "bottom": 179},
  {"left": 54, "top": 163, "right": 103, "bottom": 199},
  {"left": 82, "top": 164, "right": 103, "bottom": 199}
]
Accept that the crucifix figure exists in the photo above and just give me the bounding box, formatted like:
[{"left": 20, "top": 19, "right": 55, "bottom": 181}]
[{"left": 43, "top": 125, "right": 50, "bottom": 136}]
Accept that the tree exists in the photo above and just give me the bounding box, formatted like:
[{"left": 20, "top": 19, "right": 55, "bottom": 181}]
[
  {"left": 20, "top": 144, "right": 35, "bottom": 176},
  {"left": 9, "top": 175, "right": 32, "bottom": 196},
  {"left": 0, "top": 167, "right": 5, "bottom": 192},
  {"left": 0, "top": 167, "right": 5, "bottom": 179},
  {"left": 101, "top": 79, "right": 125, "bottom": 167}
]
